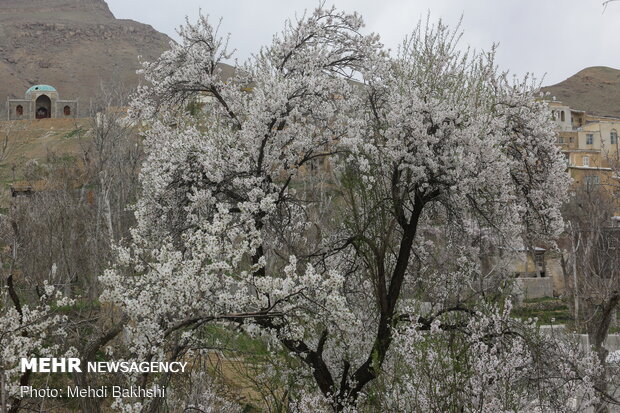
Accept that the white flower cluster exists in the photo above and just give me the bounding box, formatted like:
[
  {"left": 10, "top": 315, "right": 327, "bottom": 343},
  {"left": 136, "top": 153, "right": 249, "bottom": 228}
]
[
  {"left": 0, "top": 284, "right": 72, "bottom": 400},
  {"left": 383, "top": 301, "right": 601, "bottom": 412}
]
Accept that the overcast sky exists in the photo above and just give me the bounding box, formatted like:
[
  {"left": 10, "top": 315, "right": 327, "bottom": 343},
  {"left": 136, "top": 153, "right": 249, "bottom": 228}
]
[{"left": 105, "top": 0, "right": 620, "bottom": 86}]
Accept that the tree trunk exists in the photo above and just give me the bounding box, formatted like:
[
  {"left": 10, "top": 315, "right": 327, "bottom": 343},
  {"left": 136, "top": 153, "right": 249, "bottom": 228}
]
[
  {"left": 72, "top": 372, "right": 101, "bottom": 413},
  {"left": 587, "top": 294, "right": 620, "bottom": 413}
]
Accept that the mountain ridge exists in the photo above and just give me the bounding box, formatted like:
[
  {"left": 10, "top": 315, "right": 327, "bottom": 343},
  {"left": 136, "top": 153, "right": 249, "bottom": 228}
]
[
  {"left": 542, "top": 66, "right": 620, "bottom": 118},
  {"left": 0, "top": 0, "right": 172, "bottom": 111},
  {"left": 0, "top": 0, "right": 115, "bottom": 21}
]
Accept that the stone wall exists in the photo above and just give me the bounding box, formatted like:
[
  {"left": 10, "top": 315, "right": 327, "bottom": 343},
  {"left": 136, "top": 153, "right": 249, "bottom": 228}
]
[
  {"left": 515, "top": 277, "right": 554, "bottom": 300},
  {"left": 542, "top": 326, "right": 620, "bottom": 355}
]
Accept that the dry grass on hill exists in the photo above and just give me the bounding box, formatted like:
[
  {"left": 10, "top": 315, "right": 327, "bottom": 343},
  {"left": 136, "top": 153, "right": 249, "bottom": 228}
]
[
  {"left": 542, "top": 66, "right": 620, "bottom": 118},
  {"left": 0, "top": 117, "right": 90, "bottom": 207}
]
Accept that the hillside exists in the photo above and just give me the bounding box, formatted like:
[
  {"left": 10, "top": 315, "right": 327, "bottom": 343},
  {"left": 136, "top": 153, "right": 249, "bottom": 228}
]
[
  {"left": 0, "top": 0, "right": 172, "bottom": 109},
  {"left": 0, "top": 118, "right": 90, "bottom": 205},
  {"left": 542, "top": 66, "right": 620, "bottom": 118}
]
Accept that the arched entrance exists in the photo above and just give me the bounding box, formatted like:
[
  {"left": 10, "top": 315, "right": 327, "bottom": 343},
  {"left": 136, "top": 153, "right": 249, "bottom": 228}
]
[{"left": 35, "top": 95, "right": 52, "bottom": 119}]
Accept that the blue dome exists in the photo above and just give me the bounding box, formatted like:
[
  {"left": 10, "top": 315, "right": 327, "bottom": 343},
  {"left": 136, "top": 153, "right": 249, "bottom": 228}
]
[{"left": 26, "top": 85, "right": 57, "bottom": 94}]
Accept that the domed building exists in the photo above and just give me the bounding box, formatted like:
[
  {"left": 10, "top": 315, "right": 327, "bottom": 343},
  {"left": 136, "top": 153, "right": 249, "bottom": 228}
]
[{"left": 7, "top": 85, "right": 78, "bottom": 120}]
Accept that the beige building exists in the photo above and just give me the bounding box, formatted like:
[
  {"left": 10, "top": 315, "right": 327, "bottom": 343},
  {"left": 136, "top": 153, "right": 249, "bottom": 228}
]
[
  {"left": 510, "top": 248, "right": 564, "bottom": 300},
  {"left": 549, "top": 101, "right": 620, "bottom": 219},
  {"left": 7, "top": 84, "right": 78, "bottom": 120},
  {"left": 510, "top": 101, "right": 620, "bottom": 300}
]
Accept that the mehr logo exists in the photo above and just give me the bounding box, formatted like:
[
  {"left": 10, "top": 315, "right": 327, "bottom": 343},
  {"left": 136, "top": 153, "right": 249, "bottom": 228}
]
[{"left": 21, "top": 358, "right": 82, "bottom": 373}]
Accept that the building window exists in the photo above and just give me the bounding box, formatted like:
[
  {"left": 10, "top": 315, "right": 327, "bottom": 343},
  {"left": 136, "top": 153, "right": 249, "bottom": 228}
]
[
  {"left": 534, "top": 251, "right": 546, "bottom": 277},
  {"left": 585, "top": 175, "right": 600, "bottom": 189},
  {"left": 612, "top": 129, "right": 618, "bottom": 144},
  {"left": 16, "top": 105, "right": 23, "bottom": 116},
  {"left": 560, "top": 111, "right": 565, "bottom": 122},
  {"left": 583, "top": 156, "right": 589, "bottom": 167},
  {"left": 586, "top": 134, "right": 594, "bottom": 144},
  {"left": 64, "top": 106, "right": 71, "bottom": 116},
  {"left": 557, "top": 136, "right": 564, "bottom": 144},
  {"left": 570, "top": 137, "right": 574, "bottom": 143}
]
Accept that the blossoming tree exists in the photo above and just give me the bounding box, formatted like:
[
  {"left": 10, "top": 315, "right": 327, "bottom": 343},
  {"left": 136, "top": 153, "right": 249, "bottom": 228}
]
[{"left": 101, "top": 7, "right": 600, "bottom": 412}]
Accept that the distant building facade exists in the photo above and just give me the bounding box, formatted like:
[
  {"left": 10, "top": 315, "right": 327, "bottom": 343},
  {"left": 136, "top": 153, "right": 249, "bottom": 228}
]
[
  {"left": 549, "top": 101, "right": 620, "bottom": 220},
  {"left": 498, "top": 101, "right": 620, "bottom": 300},
  {"left": 7, "top": 85, "right": 78, "bottom": 120}
]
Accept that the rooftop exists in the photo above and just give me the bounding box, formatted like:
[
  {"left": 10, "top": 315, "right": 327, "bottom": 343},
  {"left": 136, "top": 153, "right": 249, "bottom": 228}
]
[{"left": 26, "top": 85, "right": 57, "bottom": 94}]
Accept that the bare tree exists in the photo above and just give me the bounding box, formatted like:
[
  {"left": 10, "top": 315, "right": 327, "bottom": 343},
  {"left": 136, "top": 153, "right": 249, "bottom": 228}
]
[
  {"left": 563, "top": 183, "right": 620, "bottom": 411},
  {"left": 0, "top": 86, "right": 143, "bottom": 413},
  {"left": 0, "top": 120, "right": 30, "bottom": 181},
  {"left": 80, "top": 84, "right": 142, "bottom": 244}
]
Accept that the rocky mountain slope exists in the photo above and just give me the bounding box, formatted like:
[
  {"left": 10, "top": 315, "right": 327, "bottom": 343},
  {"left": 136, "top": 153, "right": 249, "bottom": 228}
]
[
  {"left": 542, "top": 66, "right": 620, "bottom": 118},
  {"left": 0, "top": 0, "right": 172, "bottom": 111}
]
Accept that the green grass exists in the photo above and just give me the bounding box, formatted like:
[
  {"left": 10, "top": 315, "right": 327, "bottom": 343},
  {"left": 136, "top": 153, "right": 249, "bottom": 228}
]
[
  {"left": 202, "top": 324, "right": 270, "bottom": 356},
  {"left": 63, "top": 127, "right": 85, "bottom": 139},
  {"left": 512, "top": 297, "right": 573, "bottom": 325}
]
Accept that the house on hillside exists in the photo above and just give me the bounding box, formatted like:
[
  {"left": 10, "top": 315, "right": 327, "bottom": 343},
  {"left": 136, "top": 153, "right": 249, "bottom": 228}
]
[
  {"left": 6, "top": 85, "right": 78, "bottom": 120},
  {"left": 507, "top": 100, "right": 620, "bottom": 300},
  {"left": 484, "top": 245, "right": 563, "bottom": 300},
  {"left": 549, "top": 100, "right": 620, "bottom": 215}
]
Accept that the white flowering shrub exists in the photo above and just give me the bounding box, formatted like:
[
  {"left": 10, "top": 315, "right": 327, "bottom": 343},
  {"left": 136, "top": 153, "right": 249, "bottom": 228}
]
[{"left": 0, "top": 283, "right": 72, "bottom": 410}]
